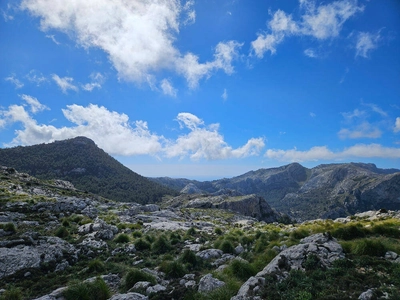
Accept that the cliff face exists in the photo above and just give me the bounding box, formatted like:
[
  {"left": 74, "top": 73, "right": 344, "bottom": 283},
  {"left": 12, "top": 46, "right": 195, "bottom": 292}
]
[{"left": 157, "top": 163, "right": 400, "bottom": 221}]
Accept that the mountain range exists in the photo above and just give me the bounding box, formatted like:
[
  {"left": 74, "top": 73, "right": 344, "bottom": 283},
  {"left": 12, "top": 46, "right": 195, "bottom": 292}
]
[{"left": 1, "top": 136, "right": 399, "bottom": 221}]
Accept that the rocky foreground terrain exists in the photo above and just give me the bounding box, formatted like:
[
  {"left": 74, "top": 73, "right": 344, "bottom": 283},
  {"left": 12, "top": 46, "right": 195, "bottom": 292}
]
[{"left": 1, "top": 166, "right": 400, "bottom": 300}]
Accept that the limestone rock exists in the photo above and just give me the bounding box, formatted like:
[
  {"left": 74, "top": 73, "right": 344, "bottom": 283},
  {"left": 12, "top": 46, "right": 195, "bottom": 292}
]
[
  {"left": 109, "top": 292, "right": 148, "bottom": 300},
  {"left": 196, "top": 249, "right": 223, "bottom": 260},
  {"left": 198, "top": 273, "right": 225, "bottom": 293},
  {"left": 146, "top": 284, "right": 166, "bottom": 295},
  {"left": 78, "top": 217, "right": 118, "bottom": 240}
]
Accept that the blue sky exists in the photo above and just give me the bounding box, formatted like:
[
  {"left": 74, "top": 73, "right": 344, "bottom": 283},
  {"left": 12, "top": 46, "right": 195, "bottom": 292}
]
[{"left": 1, "top": 0, "right": 399, "bottom": 179}]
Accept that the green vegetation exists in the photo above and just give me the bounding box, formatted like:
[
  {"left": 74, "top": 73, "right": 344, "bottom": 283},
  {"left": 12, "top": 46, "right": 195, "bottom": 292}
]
[
  {"left": 124, "top": 268, "right": 157, "bottom": 290},
  {"left": 63, "top": 278, "right": 110, "bottom": 300},
  {"left": 114, "top": 233, "right": 130, "bottom": 243}
]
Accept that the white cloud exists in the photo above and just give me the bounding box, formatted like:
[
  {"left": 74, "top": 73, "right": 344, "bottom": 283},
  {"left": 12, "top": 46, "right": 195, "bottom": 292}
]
[
  {"left": 25, "top": 70, "right": 47, "bottom": 86},
  {"left": 304, "top": 48, "right": 317, "bottom": 58},
  {"left": 395, "top": 117, "right": 400, "bottom": 133},
  {"left": 355, "top": 31, "right": 380, "bottom": 58},
  {"left": 341, "top": 108, "right": 365, "bottom": 121},
  {"left": 165, "top": 113, "right": 265, "bottom": 160},
  {"left": 251, "top": 0, "right": 363, "bottom": 58},
  {"left": 0, "top": 105, "right": 263, "bottom": 160},
  {"left": 160, "top": 79, "right": 177, "bottom": 97},
  {"left": 222, "top": 89, "right": 228, "bottom": 101},
  {"left": 5, "top": 74, "right": 24, "bottom": 89},
  {"left": 45, "top": 34, "right": 60, "bottom": 45},
  {"left": 19, "top": 94, "right": 49, "bottom": 113},
  {"left": 338, "top": 122, "right": 382, "bottom": 139},
  {"left": 21, "top": 0, "right": 239, "bottom": 89},
  {"left": 265, "top": 144, "right": 400, "bottom": 162},
  {"left": 82, "top": 72, "right": 105, "bottom": 92},
  {"left": 363, "top": 102, "right": 387, "bottom": 117},
  {"left": 52, "top": 74, "right": 79, "bottom": 93}
]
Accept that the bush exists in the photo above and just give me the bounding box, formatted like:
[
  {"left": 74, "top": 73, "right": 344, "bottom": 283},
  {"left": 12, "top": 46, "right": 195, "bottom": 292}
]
[
  {"left": 62, "top": 219, "right": 70, "bottom": 227},
  {"left": 152, "top": 235, "right": 172, "bottom": 254},
  {"left": 88, "top": 259, "right": 105, "bottom": 273},
  {"left": 303, "top": 254, "right": 323, "bottom": 271},
  {"left": 215, "top": 227, "right": 223, "bottom": 235},
  {"left": 114, "top": 234, "right": 130, "bottom": 243},
  {"left": 63, "top": 278, "right": 110, "bottom": 300},
  {"left": 0, "top": 286, "right": 22, "bottom": 300},
  {"left": 331, "top": 224, "right": 366, "bottom": 240},
  {"left": 161, "top": 260, "right": 187, "bottom": 279},
  {"left": 289, "top": 228, "right": 309, "bottom": 240},
  {"left": 371, "top": 224, "right": 400, "bottom": 238},
  {"left": 186, "top": 227, "right": 197, "bottom": 236},
  {"left": 55, "top": 226, "right": 69, "bottom": 238},
  {"left": 132, "top": 231, "right": 142, "bottom": 238},
  {"left": 135, "top": 238, "right": 151, "bottom": 251},
  {"left": 181, "top": 249, "right": 199, "bottom": 269},
  {"left": 350, "top": 239, "right": 386, "bottom": 257},
  {"left": 227, "top": 259, "right": 256, "bottom": 281},
  {"left": 124, "top": 268, "right": 156, "bottom": 290},
  {"left": 3, "top": 222, "right": 16, "bottom": 233},
  {"left": 220, "top": 240, "right": 235, "bottom": 254}
]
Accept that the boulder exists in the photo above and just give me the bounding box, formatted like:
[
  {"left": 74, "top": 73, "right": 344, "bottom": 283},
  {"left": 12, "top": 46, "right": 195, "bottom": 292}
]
[
  {"left": 109, "top": 293, "right": 148, "bottom": 300},
  {"left": 78, "top": 217, "right": 118, "bottom": 240},
  {"left": 231, "top": 233, "right": 344, "bottom": 299},
  {"left": 198, "top": 273, "right": 225, "bottom": 293},
  {"left": 196, "top": 249, "right": 223, "bottom": 260}
]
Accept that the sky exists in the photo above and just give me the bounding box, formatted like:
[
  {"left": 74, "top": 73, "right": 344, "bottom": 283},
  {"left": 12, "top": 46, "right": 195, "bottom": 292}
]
[{"left": 1, "top": 0, "right": 400, "bottom": 180}]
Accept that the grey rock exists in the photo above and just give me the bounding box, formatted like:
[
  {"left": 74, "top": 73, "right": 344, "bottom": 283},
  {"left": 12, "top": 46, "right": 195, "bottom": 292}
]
[
  {"left": 385, "top": 251, "right": 398, "bottom": 260},
  {"left": 109, "top": 292, "right": 148, "bottom": 300},
  {"left": 85, "top": 274, "right": 121, "bottom": 292},
  {"left": 358, "top": 289, "right": 375, "bottom": 300},
  {"left": 146, "top": 284, "right": 166, "bottom": 295},
  {"left": 212, "top": 254, "right": 236, "bottom": 267},
  {"left": 196, "top": 249, "right": 223, "bottom": 260},
  {"left": 183, "top": 273, "right": 195, "bottom": 280},
  {"left": 55, "top": 260, "right": 69, "bottom": 272},
  {"left": 0, "top": 236, "right": 77, "bottom": 279},
  {"left": 133, "top": 281, "right": 151, "bottom": 290},
  {"left": 78, "top": 218, "right": 118, "bottom": 240},
  {"left": 185, "top": 280, "right": 196, "bottom": 288},
  {"left": 79, "top": 236, "right": 107, "bottom": 249},
  {"left": 235, "top": 244, "right": 245, "bottom": 254},
  {"left": 198, "top": 273, "right": 225, "bottom": 293}
]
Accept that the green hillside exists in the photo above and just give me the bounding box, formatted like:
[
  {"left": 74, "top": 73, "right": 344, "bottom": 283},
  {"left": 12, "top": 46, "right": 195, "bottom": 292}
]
[{"left": 0, "top": 136, "right": 177, "bottom": 203}]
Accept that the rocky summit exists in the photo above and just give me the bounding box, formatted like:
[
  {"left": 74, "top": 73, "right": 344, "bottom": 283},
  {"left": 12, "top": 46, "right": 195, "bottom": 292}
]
[
  {"left": 153, "top": 162, "right": 400, "bottom": 221},
  {"left": 1, "top": 166, "right": 400, "bottom": 300}
]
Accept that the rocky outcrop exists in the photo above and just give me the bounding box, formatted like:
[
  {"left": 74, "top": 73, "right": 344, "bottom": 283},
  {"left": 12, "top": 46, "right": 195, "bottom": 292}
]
[
  {"left": 231, "top": 233, "right": 344, "bottom": 299},
  {"left": 0, "top": 236, "right": 78, "bottom": 279},
  {"left": 186, "top": 194, "right": 280, "bottom": 222},
  {"left": 198, "top": 273, "right": 225, "bottom": 293}
]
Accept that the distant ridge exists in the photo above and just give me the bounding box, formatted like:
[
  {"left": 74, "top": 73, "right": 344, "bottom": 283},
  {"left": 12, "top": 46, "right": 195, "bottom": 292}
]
[
  {"left": 0, "top": 136, "right": 178, "bottom": 203},
  {"left": 151, "top": 162, "right": 400, "bottom": 221}
]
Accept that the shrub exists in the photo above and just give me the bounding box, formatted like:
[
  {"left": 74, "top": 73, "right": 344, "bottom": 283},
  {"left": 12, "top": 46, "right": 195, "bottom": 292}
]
[
  {"left": 55, "top": 226, "right": 69, "bottom": 238},
  {"left": 331, "top": 224, "right": 366, "bottom": 240},
  {"left": 152, "top": 235, "right": 172, "bottom": 254},
  {"left": 114, "top": 234, "right": 130, "bottom": 243},
  {"left": 303, "top": 254, "right": 323, "bottom": 271},
  {"left": 350, "top": 239, "right": 386, "bottom": 257},
  {"left": 124, "top": 268, "right": 156, "bottom": 290},
  {"left": 220, "top": 240, "right": 235, "bottom": 254},
  {"left": 186, "top": 227, "right": 196, "bottom": 236},
  {"left": 3, "top": 222, "right": 16, "bottom": 233},
  {"left": 215, "top": 227, "right": 223, "bottom": 235},
  {"left": 289, "top": 228, "right": 309, "bottom": 240},
  {"left": 62, "top": 219, "right": 70, "bottom": 227},
  {"left": 227, "top": 259, "right": 256, "bottom": 281},
  {"left": 134, "top": 238, "right": 151, "bottom": 251},
  {"left": 63, "top": 278, "right": 110, "bottom": 300},
  {"left": 0, "top": 286, "right": 22, "bottom": 300},
  {"left": 132, "top": 231, "right": 142, "bottom": 238},
  {"left": 88, "top": 259, "right": 106, "bottom": 273},
  {"left": 181, "top": 249, "right": 199, "bottom": 269},
  {"left": 161, "top": 260, "right": 187, "bottom": 279},
  {"left": 371, "top": 224, "right": 400, "bottom": 238}
]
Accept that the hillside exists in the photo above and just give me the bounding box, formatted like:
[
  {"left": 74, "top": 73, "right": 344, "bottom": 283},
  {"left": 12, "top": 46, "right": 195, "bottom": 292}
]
[
  {"left": 0, "top": 137, "right": 177, "bottom": 204},
  {"left": 1, "top": 167, "right": 400, "bottom": 300},
  {"left": 152, "top": 163, "right": 400, "bottom": 221}
]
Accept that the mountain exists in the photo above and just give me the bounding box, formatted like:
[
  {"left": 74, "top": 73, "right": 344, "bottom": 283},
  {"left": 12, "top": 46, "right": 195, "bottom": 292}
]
[
  {"left": 151, "top": 162, "right": 400, "bottom": 221},
  {"left": 0, "top": 136, "right": 177, "bottom": 204}
]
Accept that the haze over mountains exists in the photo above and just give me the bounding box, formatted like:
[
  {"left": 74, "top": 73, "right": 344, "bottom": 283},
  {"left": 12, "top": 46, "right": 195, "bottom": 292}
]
[{"left": 1, "top": 136, "right": 399, "bottom": 221}]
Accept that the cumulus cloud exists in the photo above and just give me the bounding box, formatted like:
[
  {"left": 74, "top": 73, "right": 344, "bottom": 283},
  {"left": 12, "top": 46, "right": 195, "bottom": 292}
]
[
  {"left": 160, "top": 79, "right": 177, "bottom": 97},
  {"left": 395, "top": 117, "right": 400, "bottom": 133},
  {"left": 265, "top": 144, "right": 400, "bottom": 162},
  {"left": 21, "top": 0, "right": 239, "bottom": 89},
  {"left": 0, "top": 105, "right": 263, "bottom": 160},
  {"left": 165, "top": 113, "right": 265, "bottom": 160},
  {"left": 251, "top": 0, "right": 363, "bottom": 58},
  {"left": 5, "top": 74, "right": 24, "bottom": 89},
  {"left": 19, "top": 94, "right": 49, "bottom": 113},
  {"left": 52, "top": 74, "right": 79, "bottom": 93},
  {"left": 355, "top": 31, "right": 380, "bottom": 58}
]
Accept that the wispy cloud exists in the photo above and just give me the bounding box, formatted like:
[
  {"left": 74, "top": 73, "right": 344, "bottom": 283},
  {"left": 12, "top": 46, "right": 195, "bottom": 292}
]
[
  {"left": 160, "top": 79, "right": 177, "bottom": 97},
  {"left": 5, "top": 74, "right": 24, "bottom": 89},
  {"left": 81, "top": 72, "right": 105, "bottom": 92},
  {"left": 395, "top": 117, "right": 400, "bottom": 133},
  {"left": 25, "top": 70, "right": 47, "bottom": 86},
  {"left": 310, "top": 112, "right": 316, "bottom": 117},
  {"left": 339, "top": 67, "right": 349, "bottom": 84},
  {"left": 45, "top": 34, "right": 60, "bottom": 45},
  {"left": 222, "top": 89, "right": 228, "bottom": 101},
  {"left": 338, "top": 122, "right": 382, "bottom": 139},
  {"left": 19, "top": 94, "right": 49, "bottom": 113},
  {"left": 265, "top": 144, "right": 400, "bottom": 162},
  {"left": 52, "top": 74, "right": 79, "bottom": 93},
  {"left": 355, "top": 31, "right": 380, "bottom": 58}
]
